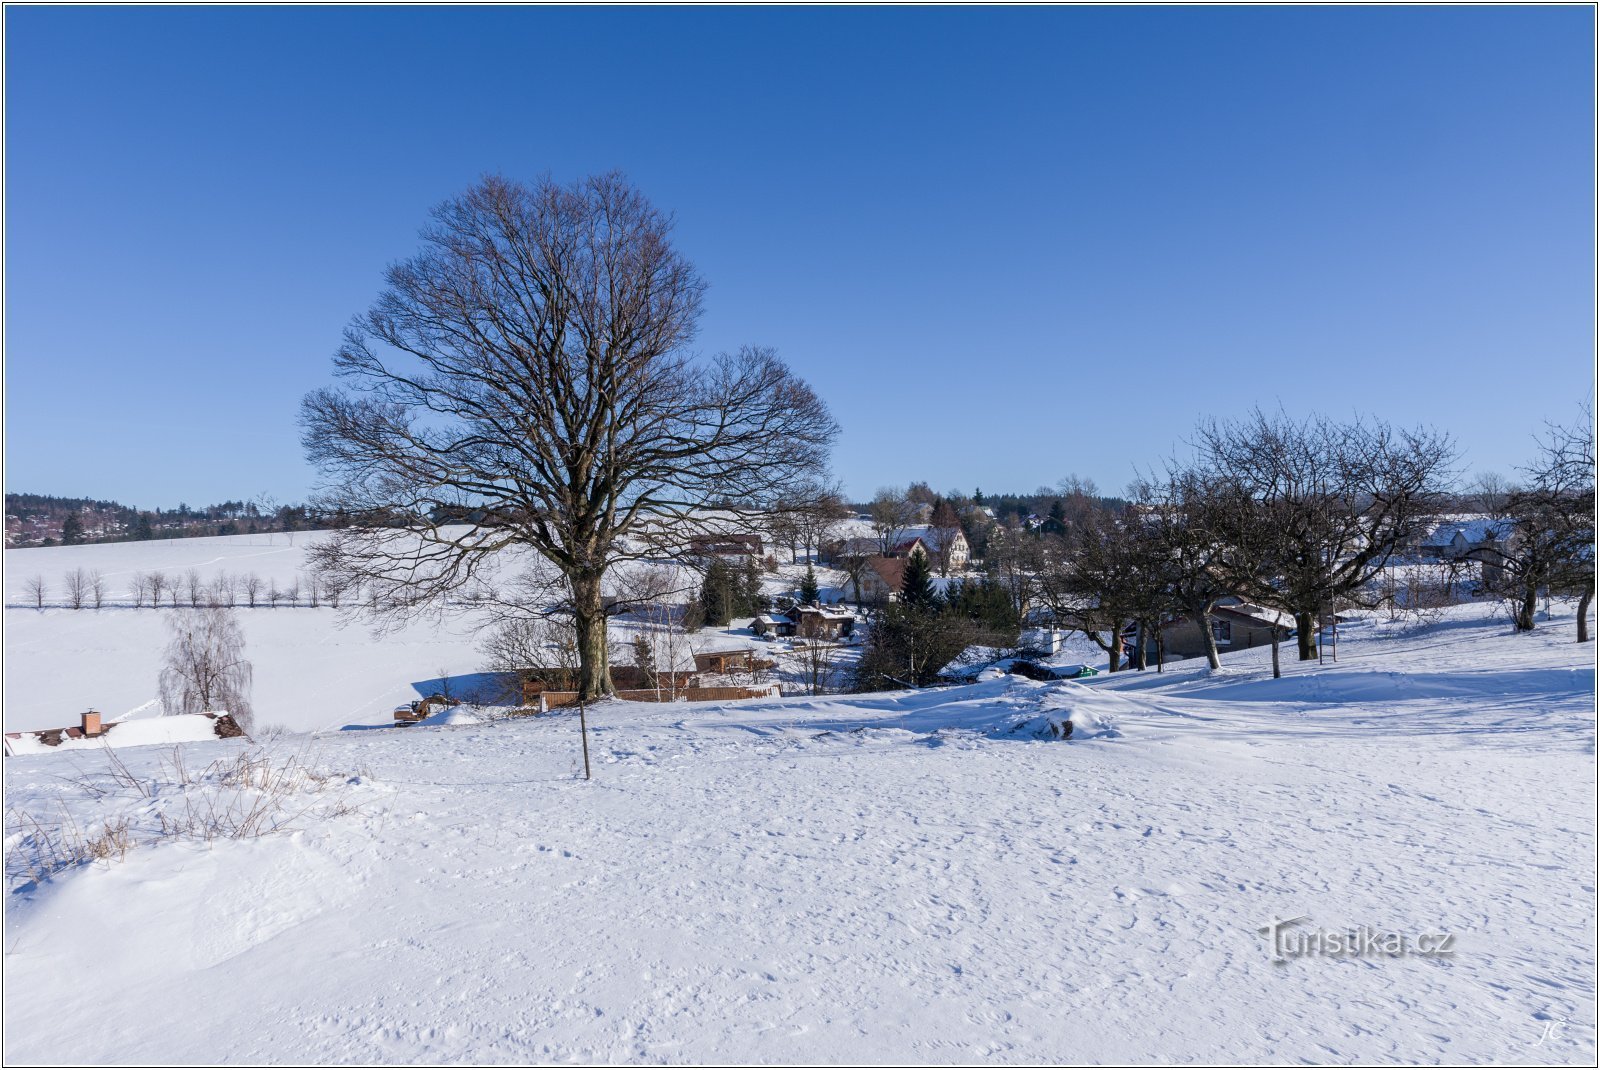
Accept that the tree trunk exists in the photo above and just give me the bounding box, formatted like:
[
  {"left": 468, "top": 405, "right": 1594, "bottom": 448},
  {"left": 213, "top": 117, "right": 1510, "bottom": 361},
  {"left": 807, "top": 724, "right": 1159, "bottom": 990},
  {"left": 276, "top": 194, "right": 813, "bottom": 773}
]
[
  {"left": 1295, "top": 610, "right": 1318, "bottom": 660},
  {"left": 571, "top": 572, "right": 613, "bottom": 701},
  {"left": 1270, "top": 628, "right": 1282, "bottom": 679},
  {"left": 1133, "top": 622, "right": 1149, "bottom": 670},
  {"left": 1579, "top": 584, "right": 1594, "bottom": 643},
  {"left": 1105, "top": 632, "right": 1122, "bottom": 673},
  {"left": 1191, "top": 603, "right": 1221, "bottom": 670},
  {"left": 1513, "top": 584, "right": 1538, "bottom": 632}
]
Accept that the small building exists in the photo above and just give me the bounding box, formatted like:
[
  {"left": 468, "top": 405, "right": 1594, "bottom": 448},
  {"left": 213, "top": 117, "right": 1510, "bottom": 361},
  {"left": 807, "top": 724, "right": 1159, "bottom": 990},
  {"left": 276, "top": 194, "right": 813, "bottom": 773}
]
[
  {"left": 694, "top": 648, "right": 760, "bottom": 674},
  {"left": 791, "top": 604, "right": 855, "bottom": 640},
  {"left": 752, "top": 613, "right": 797, "bottom": 638},
  {"left": 1135, "top": 600, "right": 1295, "bottom": 662}
]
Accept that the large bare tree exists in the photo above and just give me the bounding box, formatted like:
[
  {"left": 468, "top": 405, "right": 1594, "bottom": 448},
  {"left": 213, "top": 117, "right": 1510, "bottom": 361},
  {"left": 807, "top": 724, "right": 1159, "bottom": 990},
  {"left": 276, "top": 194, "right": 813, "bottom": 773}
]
[
  {"left": 868, "top": 487, "right": 919, "bottom": 555},
  {"left": 303, "top": 173, "right": 837, "bottom": 699},
  {"left": 1195, "top": 409, "right": 1455, "bottom": 661}
]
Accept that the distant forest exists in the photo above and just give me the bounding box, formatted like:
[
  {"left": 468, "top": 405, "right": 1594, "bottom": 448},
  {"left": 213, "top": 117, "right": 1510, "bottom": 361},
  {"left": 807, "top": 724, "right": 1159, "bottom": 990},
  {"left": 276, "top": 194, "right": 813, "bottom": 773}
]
[{"left": 5, "top": 493, "right": 313, "bottom": 547}]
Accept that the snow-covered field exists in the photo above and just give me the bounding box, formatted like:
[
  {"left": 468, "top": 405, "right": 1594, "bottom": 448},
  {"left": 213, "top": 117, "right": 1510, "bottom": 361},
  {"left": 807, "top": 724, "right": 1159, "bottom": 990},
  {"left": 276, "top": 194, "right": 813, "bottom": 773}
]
[
  {"left": 2, "top": 532, "right": 842, "bottom": 735},
  {"left": 4, "top": 575, "right": 1595, "bottom": 1062}
]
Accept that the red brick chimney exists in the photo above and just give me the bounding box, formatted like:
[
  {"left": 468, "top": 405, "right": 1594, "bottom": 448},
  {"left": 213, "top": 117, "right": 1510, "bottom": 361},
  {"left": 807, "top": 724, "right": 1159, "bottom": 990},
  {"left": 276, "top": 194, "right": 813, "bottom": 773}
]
[{"left": 81, "top": 710, "right": 102, "bottom": 737}]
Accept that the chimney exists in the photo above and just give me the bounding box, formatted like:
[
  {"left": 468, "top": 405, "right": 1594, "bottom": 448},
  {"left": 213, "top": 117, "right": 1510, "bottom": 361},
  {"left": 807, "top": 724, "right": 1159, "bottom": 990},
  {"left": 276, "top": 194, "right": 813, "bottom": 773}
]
[{"left": 81, "top": 710, "right": 102, "bottom": 737}]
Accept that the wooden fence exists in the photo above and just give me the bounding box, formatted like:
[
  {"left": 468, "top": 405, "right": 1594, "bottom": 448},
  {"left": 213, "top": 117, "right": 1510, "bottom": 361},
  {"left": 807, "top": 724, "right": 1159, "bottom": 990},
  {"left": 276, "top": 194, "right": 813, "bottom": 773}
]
[{"left": 537, "top": 684, "right": 780, "bottom": 712}]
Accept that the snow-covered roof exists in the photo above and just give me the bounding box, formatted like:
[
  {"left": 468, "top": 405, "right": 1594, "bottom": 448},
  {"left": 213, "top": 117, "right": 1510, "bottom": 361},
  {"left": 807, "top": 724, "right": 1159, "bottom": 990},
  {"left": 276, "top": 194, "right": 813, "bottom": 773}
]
[{"left": 1421, "top": 516, "right": 1508, "bottom": 548}]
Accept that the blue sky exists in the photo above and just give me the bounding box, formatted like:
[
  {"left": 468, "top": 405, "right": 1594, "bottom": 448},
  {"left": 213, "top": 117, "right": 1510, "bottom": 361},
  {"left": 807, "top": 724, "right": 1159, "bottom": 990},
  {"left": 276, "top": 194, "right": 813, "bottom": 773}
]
[{"left": 4, "top": 6, "right": 1594, "bottom": 508}]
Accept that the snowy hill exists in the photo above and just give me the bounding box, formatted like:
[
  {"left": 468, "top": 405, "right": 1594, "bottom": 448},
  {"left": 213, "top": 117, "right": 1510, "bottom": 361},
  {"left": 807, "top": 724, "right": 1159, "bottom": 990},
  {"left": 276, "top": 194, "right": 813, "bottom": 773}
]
[{"left": 3, "top": 599, "right": 1595, "bottom": 1063}]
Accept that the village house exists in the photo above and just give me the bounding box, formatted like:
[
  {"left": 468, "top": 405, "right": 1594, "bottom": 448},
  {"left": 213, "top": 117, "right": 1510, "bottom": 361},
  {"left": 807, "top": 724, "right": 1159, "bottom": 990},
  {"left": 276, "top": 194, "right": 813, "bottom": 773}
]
[
  {"left": 791, "top": 603, "right": 856, "bottom": 640},
  {"left": 829, "top": 526, "right": 967, "bottom": 570},
  {"left": 919, "top": 527, "right": 970, "bottom": 571},
  {"left": 1130, "top": 600, "right": 1295, "bottom": 663},
  {"left": 1418, "top": 518, "right": 1509, "bottom": 562},
  {"left": 844, "top": 556, "right": 907, "bottom": 606},
  {"left": 751, "top": 612, "right": 797, "bottom": 638},
  {"left": 1131, "top": 599, "right": 1356, "bottom": 664}
]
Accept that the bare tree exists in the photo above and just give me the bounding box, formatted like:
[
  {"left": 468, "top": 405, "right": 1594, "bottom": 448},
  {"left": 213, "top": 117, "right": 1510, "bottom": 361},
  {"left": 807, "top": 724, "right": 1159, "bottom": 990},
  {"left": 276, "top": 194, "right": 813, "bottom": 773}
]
[
  {"left": 1195, "top": 409, "right": 1455, "bottom": 661},
  {"left": 241, "top": 572, "right": 262, "bottom": 608},
  {"left": 868, "top": 487, "right": 919, "bottom": 556},
  {"left": 158, "top": 606, "right": 254, "bottom": 731},
  {"left": 148, "top": 570, "right": 169, "bottom": 609},
  {"left": 797, "top": 636, "right": 839, "bottom": 695},
  {"left": 215, "top": 572, "right": 238, "bottom": 608},
  {"left": 1468, "top": 410, "right": 1595, "bottom": 637},
  {"left": 302, "top": 172, "right": 837, "bottom": 701},
  {"left": 89, "top": 570, "right": 106, "bottom": 610},
  {"left": 793, "top": 478, "right": 850, "bottom": 564},
  {"left": 64, "top": 568, "right": 89, "bottom": 610},
  {"left": 23, "top": 575, "right": 47, "bottom": 609},
  {"left": 267, "top": 580, "right": 282, "bottom": 609},
  {"left": 481, "top": 613, "right": 583, "bottom": 702},
  {"left": 927, "top": 498, "right": 963, "bottom": 577},
  {"left": 184, "top": 568, "right": 205, "bottom": 608},
  {"left": 1132, "top": 471, "right": 1238, "bottom": 670},
  {"left": 1034, "top": 512, "right": 1144, "bottom": 672},
  {"left": 131, "top": 571, "right": 152, "bottom": 609}
]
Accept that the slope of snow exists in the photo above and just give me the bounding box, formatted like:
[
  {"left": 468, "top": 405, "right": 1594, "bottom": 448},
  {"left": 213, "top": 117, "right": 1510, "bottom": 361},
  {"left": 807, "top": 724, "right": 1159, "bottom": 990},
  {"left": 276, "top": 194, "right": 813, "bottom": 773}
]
[{"left": 3, "top": 600, "right": 1594, "bottom": 1064}]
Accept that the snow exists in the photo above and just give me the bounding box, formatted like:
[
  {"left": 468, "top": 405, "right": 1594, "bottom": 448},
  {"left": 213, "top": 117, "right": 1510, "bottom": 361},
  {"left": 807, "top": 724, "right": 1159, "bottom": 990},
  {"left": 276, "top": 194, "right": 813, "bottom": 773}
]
[
  {"left": 3, "top": 532, "right": 847, "bottom": 735},
  {"left": 3, "top": 712, "right": 226, "bottom": 756},
  {"left": 3, "top": 592, "right": 1595, "bottom": 1063}
]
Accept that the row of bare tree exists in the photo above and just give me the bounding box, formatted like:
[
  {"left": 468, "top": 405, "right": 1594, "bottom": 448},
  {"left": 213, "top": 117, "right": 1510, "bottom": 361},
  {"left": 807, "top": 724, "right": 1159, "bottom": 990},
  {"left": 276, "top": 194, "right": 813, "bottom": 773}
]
[
  {"left": 16, "top": 570, "right": 354, "bottom": 610},
  {"left": 989, "top": 408, "right": 1592, "bottom": 678}
]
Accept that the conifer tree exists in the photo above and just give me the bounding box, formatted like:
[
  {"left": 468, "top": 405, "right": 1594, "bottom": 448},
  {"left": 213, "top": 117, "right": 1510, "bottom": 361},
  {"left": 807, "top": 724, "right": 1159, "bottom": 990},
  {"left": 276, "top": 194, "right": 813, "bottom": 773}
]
[
  {"left": 799, "top": 565, "right": 820, "bottom": 605},
  {"left": 899, "top": 550, "right": 938, "bottom": 610}
]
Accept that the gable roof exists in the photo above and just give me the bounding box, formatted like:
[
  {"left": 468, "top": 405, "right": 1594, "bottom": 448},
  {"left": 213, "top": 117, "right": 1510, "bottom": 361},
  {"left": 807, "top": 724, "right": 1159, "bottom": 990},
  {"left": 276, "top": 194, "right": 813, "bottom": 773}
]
[{"left": 867, "top": 556, "right": 906, "bottom": 590}]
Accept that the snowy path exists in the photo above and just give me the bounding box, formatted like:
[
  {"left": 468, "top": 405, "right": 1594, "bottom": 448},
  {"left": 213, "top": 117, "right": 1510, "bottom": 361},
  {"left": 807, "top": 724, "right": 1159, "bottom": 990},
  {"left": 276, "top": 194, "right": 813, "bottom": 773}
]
[{"left": 3, "top": 605, "right": 1595, "bottom": 1063}]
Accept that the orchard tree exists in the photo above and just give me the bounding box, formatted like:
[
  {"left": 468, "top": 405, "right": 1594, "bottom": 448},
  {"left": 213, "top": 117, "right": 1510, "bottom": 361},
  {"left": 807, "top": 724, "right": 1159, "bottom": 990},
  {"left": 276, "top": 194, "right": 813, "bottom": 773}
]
[
  {"left": 1195, "top": 409, "right": 1454, "bottom": 661},
  {"left": 1468, "top": 410, "right": 1596, "bottom": 636},
  {"left": 303, "top": 173, "right": 837, "bottom": 700}
]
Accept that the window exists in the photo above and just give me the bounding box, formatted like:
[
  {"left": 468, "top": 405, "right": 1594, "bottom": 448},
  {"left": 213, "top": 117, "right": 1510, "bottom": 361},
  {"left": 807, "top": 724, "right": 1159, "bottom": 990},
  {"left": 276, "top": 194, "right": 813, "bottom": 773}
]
[{"left": 1212, "top": 619, "right": 1232, "bottom": 644}]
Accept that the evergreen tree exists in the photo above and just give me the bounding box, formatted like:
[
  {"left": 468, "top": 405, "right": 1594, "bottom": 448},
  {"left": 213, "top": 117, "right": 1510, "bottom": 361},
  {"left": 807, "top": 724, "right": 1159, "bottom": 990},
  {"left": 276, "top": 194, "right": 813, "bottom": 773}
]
[
  {"left": 1041, "top": 499, "right": 1067, "bottom": 536},
  {"left": 135, "top": 514, "right": 155, "bottom": 540},
  {"left": 700, "top": 559, "right": 736, "bottom": 626},
  {"left": 61, "top": 513, "right": 84, "bottom": 545},
  {"left": 899, "top": 549, "right": 938, "bottom": 610},
  {"left": 799, "top": 565, "right": 820, "bottom": 605},
  {"left": 631, "top": 634, "right": 657, "bottom": 688}
]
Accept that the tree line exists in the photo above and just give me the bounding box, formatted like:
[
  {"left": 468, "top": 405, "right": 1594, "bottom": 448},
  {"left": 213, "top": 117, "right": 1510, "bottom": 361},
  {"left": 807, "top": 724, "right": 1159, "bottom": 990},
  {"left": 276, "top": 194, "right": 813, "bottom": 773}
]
[{"left": 16, "top": 569, "right": 357, "bottom": 611}]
